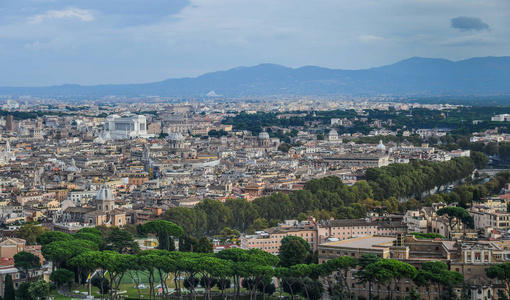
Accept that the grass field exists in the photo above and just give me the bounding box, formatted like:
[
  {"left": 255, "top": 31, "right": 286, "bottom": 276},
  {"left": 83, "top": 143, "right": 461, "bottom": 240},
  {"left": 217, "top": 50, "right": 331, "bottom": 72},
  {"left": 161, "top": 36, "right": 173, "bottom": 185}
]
[{"left": 53, "top": 284, "right": 283, "bottom": 300}]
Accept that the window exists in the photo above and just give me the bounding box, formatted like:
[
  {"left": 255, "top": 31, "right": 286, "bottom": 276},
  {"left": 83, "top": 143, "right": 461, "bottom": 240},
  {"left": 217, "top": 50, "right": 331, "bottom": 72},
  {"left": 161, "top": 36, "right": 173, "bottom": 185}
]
[{"left": 467, "top": 268, "right": 471, "bottom": 273}]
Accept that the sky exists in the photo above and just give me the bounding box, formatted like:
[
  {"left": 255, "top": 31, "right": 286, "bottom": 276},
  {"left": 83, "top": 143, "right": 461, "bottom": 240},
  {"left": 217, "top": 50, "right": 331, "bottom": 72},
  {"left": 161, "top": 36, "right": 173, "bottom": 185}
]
[{"left": 0, "top": 0, "right": 509, "bottom": 86}]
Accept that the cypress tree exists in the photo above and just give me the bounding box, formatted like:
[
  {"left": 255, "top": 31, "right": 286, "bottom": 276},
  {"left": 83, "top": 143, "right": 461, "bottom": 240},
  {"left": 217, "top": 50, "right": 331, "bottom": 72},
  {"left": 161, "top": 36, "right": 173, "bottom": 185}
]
[{"left": 4, "top": 274, "right": 15, "bottom": 300}]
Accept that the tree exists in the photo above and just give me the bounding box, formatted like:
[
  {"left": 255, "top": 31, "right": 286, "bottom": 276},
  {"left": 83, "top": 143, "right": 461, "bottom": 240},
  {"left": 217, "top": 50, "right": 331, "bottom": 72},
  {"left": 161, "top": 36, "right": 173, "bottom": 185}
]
[
  {"left": 470, "top": 151, "right": 489, "bottom": 169},
  {"left": 16, "top": 282, "right": 32, "bottom": 300},
  {"left": 415, "top": 261, "right": 463, "bottom": 300},
  {"left": 50, "top": 268, "right": 74, "bottom": 291},
  {"left": 28, "top": 280, "right": 50, "bottom": 300},
  {"left": 36, "top": 231, "right": 73, "bottom": 246},
  {"left": 364, "top": 259, "right": 417, "bottom": 300},
  {"left": 248, "top": 218, "right": 269, "bottom": 233},
  {"left": 487, "top": 262, "right": 510, "bottom": 298},
  {"left": 42, "top": 239, "right": 98, "bottom": 270},
  {"left": 195, "top": 236, "right": 213, "bottom": 253},
  {"left": 14, "top": 251, "right": 41, "bottom": 281},
  {"left": 141, "top": 220, "right": 184, "bottom": 251},
  {"left": 104, "top": 227, "right": 140, "bottom": 253},
  {"left": 436, "top": 207, "right": 470, "bottom": 236},
  {"left": 224, "top": 198, "right": 259, "bottom": 232},
  {"left": 325, "top": 256, "right": 357, "bottom": 298},
  {"left": 77, "top": 227, "right": 103, "bottom": 237},
  {"left": 15, "top": 223, "right": 48, "bottom": 245},
  {"left": 73, "top": 232, "right": 103, "bottom": 246},
  {"left": 195, "top": 199, "right": 232, "bottom": 235},
  {"left": 91, "top": 275, "right": 110, "bottom": 295},
  {"left": 278, "top": 236, "right": 309, "bottom": 267},
  {"left": 356, "top": 254, "right": 380, "bottom": 300},
  {"left": 4, "top": 274, "right": 15, "bottom": 300},
  {"left": 163, "top": 207, "right": 207, "bottom": 236},
  {"left": 278, "top": 143, "right": 292, "bottom": 153}
]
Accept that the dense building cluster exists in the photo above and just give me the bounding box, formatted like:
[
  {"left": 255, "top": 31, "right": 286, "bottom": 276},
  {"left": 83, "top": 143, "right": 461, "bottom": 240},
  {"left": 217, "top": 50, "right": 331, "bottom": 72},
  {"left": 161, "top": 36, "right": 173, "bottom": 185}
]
[{"left": 0, "top": 99, "right": 510, "bottom": 299}]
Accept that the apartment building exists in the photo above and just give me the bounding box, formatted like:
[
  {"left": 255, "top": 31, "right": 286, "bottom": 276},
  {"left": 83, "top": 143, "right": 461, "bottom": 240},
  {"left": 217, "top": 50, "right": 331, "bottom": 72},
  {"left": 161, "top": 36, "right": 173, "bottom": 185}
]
[{"left": 318, "top": 235, "right": 510, "bottom": 300}]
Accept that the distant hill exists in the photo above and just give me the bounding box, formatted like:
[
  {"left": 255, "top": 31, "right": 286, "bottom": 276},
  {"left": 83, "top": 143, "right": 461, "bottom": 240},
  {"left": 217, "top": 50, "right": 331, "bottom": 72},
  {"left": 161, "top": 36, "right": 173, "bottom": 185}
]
[{"left": 1, "top": 56, "right": 510, "bottom": 97}]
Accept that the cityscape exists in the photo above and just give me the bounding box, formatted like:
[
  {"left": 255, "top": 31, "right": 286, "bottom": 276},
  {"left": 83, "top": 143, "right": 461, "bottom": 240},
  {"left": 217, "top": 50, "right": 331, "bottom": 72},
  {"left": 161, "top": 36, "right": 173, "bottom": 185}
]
[{"left": 1, "top": 1, "right": 510, "bottom": 300}]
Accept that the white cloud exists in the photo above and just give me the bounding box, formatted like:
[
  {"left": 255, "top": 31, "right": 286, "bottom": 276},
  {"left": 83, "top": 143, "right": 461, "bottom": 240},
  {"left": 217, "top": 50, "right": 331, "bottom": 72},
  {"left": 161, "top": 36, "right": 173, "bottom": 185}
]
[
  {"left": 357, "top": 35, "right": 385, "bottom": 42},
  {"left": 29, "top": 7, "right": 94, "bottom": 24}
]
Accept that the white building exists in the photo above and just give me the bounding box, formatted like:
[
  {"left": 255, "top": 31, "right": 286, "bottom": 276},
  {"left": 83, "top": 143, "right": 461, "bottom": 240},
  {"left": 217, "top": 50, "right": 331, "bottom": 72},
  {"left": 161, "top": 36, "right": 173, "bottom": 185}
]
[
  {"left": 492, "top": 114, "right": 510, "bottom": 122},
  {"left": 104, "top": 115, "right": 154, "bottom": 140}
]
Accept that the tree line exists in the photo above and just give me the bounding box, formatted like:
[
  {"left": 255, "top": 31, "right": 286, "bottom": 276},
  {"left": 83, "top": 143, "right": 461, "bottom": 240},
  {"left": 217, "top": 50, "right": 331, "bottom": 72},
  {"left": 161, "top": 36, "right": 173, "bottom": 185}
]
[{"left": 164, "top": 157, "right": 474, "bottom": 236}]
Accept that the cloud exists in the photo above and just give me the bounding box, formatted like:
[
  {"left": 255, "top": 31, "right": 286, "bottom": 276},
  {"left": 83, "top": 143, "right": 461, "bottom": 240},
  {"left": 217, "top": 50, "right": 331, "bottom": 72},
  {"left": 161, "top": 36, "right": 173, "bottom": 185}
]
[
  {"left": 357, "top": 35, "right": 384, "bottom": 42},
  {"left": 29, "top": 7, "right": 94, "bottom": 24},
  {"left": 450, "top": 16, "right": 489, "bottom": 32}
]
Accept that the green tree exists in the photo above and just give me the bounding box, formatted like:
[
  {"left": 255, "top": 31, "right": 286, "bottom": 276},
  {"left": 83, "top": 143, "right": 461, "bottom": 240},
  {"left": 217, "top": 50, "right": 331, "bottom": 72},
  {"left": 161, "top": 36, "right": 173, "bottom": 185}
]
[
  {"left": 14, "top": 251, "right": 41, "bottom": 281},
  {"left": 195, "top": 199, "right": 233, "bottom": 235},
  {"left": 104, "top": 227, "right": 140, "bottom": 253},
  {"left": 364, "top": 259, "right": 417, "bottom": 300},
  {"left": 224, "top": 198, "right": 259, "bottom": 232},
  {"left": 76, "top": 227, "right": 103, "bottom": 237},
  {"left": 248, "top": 218, "right": 269, "bottom": 233},
  {"left": 36, "top": 231, "right": 73, "bottom": 246},
  {"left": 140, "top": 220, "right": 184, "bottom": 251},
  {"left": 15, "top": 223, "right": 48, "bottom": 245},
  {"left": 325, "top": 256, "right": 357, "bottom": 298},
  {"left": 15, "top": 282, "right": 32, "bottom": 300},
  {"left": 356, "top": 254, "right": 381, "bottom": 300},
  {"left": 278, "top": 143, "right": 292, "bottom": 153},
  {"left": 436, "top": 206, "right": 470, "bottom": 236},
  {"left": 50, "top": 268, "right": 74, "bottom": 291},
  {"left": 73, "top": 232, "right": 103, "bottom": 246},
  {"left": 4, "top": 274, "right": 15, "bottom": 300},
  {"left": 28, "top": 280, "right": 50, "bottom": 300},
  {"left": 195, "top": 236, "right": 213, "bottom": 253},
  {"left": 180, "top": 235, "right": 199, "bottom": 252},
  {"left": 487, "top": 262, "right": 510, "bottom": 298},
  {"left": 415, "top": 261, "right": 463, "bottom": 300},
  {"left": 278, "top": 236, "right": 310, "bottom": 267},
  {"left": 163, "top": 207, "right": 207, "bottom": 236},
  {"left": 42, "top": 239, "right": 98, "bottom": 270},
  {"left": 471, "top": 151, "right": 489, "bottom": 169}
]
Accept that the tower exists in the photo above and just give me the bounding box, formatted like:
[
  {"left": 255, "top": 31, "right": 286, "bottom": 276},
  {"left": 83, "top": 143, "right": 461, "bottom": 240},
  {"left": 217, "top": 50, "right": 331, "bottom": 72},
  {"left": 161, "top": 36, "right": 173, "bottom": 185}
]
[
  {"left": 5, "top": 115, "right": 13, "bottom": 132},
  {"left": 141, "top": 143, "right": 152, "bottom": 173}
]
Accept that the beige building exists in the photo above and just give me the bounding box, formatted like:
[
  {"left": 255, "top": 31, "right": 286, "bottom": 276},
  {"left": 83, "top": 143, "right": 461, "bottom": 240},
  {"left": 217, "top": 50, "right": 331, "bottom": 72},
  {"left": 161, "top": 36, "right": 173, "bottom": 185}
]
[
  {"left": 470, "top": 208, "right": 510, "bottom": 230},
  {"left": 0, "top": 238, "right": 25, "bottom": 258},
  {"left": 318, "top": 235, "right": 510, "bottom": 300}
]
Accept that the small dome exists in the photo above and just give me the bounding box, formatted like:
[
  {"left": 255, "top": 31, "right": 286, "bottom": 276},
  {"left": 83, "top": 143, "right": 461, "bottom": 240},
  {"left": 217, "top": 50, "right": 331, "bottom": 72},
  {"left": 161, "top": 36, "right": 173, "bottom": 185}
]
[
  {"left": 258, "top": 132, "right": 270, "bottom": 139},
  {"left": 329, "top": 129, "right": 338, "bottom": 136},
  {"left": 168, "top": 133, "right": 185, "bottom": 141},
  {"left": 376, "top": 140, "right": 386, "bottom": 150}
]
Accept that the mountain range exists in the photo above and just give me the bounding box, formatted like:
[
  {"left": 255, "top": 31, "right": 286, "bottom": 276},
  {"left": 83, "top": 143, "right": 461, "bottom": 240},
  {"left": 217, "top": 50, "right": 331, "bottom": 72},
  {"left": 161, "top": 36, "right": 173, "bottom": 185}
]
[{"left": 2, "top": 56, "right": 510, "bottom": 97}]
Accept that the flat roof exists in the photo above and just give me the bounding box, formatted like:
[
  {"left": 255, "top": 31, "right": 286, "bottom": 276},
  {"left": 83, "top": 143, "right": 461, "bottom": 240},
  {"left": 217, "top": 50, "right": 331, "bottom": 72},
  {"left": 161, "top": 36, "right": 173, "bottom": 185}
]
[{"left": 321, "top": 236, "right": 395, "bottom": 250}]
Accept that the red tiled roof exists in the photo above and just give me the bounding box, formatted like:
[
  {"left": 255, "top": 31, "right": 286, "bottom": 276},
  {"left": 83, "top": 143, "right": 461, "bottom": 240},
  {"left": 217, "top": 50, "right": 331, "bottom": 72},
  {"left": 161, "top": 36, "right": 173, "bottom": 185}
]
[{"left": 0, "top": 257, "right": 15, "bottom": 268}]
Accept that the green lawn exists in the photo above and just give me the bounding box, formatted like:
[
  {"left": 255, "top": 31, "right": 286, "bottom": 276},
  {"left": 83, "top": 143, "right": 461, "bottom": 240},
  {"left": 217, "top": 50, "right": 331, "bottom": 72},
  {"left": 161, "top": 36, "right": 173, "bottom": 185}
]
[{"left": 52, "top": 285, "right": 284, "bottom": 299}]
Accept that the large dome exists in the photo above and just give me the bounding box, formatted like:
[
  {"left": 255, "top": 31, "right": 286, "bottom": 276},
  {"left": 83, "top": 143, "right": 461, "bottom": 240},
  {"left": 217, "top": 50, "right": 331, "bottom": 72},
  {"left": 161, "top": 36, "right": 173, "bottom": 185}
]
[
  {"left": 168, "top": 133, "right": 185, "bottom": 141},
  {"left": 376, "top": 140, "right": 386, "bottom": 150},
  {"left": 258, "top": 132, "right": 270, "bottom": 139},
  {"left": 329, "top": 129, "right": 338, "bottom": 136}
]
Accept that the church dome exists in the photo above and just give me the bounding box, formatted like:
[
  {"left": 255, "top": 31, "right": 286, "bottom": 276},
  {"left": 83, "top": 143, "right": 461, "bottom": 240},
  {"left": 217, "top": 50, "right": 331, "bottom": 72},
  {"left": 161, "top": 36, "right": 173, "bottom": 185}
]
[
  {"left": 376, "top": 140, "right": 386, "bottom": 151},
  {"left": 258, "top": 132, "right": 270, "bottom": 139},
  {"left": 329, "top": 129, "right": 338, "bottom": 136},
  {"left": 96, "top": 183, "right": 115, "bottom": 201}
]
